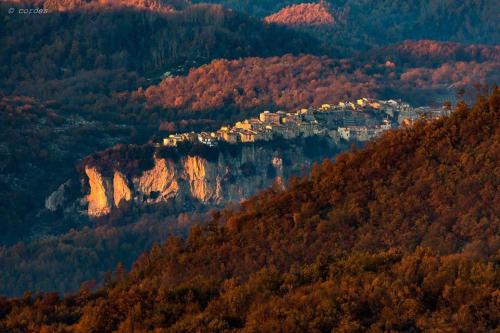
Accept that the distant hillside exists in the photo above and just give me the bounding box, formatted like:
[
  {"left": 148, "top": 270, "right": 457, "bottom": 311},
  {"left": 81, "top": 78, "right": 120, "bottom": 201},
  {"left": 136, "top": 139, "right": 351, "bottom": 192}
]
[
  {"left": 0, "top": 2, "right": 326, "bottom": 244},
  {"left": 264, "top": 2, "right": 335, "bottom": 26},
  {"left": 1, "top": 89, "right": 498, "bottom": 332},
  {"left": 142, "top": 54, "right": 377, "bottom": 112},
  {"left": 199, "top": 0, "right": 500, "bottom": 47},
  {"left": 0, "top": 3, "right": 323, "bottom": 86},
  {"left": 367, "top": 40, "right": 500, "bottom": 67},
  {"left": 14, "top": 0, "right": 189, "bottom": 12},
  {"left": 143, "top": 51, "right": 498, "bottom": 114}
]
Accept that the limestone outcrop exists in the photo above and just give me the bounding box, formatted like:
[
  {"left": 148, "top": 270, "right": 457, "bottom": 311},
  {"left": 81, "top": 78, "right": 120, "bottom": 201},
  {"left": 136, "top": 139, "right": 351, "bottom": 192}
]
[
  {"left": 85, "top": 166, "right": 114, "bottom": 217},
  {"left": 82, "top": 143, "right": 338, "bottom": 217}
]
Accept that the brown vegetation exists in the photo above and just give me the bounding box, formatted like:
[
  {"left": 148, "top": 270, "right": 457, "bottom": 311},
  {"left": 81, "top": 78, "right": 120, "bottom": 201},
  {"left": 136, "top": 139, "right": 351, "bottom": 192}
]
[
  {"left": 143, "top": 51, "right": 498, "bottom": 113},
  {"left": 143, "top": 54, "right": 376, "bottom": 111},
  {"left": 264, "top": 2, "right": 335, "bottom": 26},
  {"left": 1, "top": 89, "right": 498, "bottom": 332},
  {"left": 0, "top": 1, "right": 324, "bottom": 244}
]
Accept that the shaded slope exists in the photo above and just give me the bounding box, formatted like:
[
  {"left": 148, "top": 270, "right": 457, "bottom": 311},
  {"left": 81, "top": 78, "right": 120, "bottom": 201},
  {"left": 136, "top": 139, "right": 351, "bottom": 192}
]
[
  {"left": 30, "top": 0, "right": 188, "bottom": 12},
  {"left": 203, "top": 0, "right": 500, "bottom": 47},
  {"left": 0, "top": 2, "right": 326, "bottom": 245},
  {"left": 1, "top": 90, "right": 498, "bottom": 332},
  {"left": 0, "top": 2, "right": 324, "bottom": 86},
  {"left": 366, "top": 40, "right": 500, "bottom": 67}
]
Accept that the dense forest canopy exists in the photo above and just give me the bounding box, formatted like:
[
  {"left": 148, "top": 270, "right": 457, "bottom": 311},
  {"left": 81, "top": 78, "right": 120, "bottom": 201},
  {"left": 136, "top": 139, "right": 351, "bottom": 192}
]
[
  {"left": 3, "top": 41, "right": 497, "bottom": 297},
  {"left": 0, "top": 209, "right": 207, "bottom": 297},
  {"left": 197, "top": 0, "right": 500, "bottom": 47},
  {"left": 1, "top": 2, "right": 323, "bottom": 88},
  {"left": 264, "top": 2, "right": 336, "bottom": 26},
  {"left": 39, "top": 0, "right": 190, "bottom": 12},
  {"left": 1, "top": 0, "right": 499, "bottom": 318},
  {"left": 1, "top": 89, "right": 498, "bottom": 332},
  {"left": 143, "top": 51, "right": 499, "bottom": 112},
  {"left": 0, "top": 1, "right": 326, "bottom": 244},
  {"left": 365, "top": 40, "right": 500, "bottom": 67}
]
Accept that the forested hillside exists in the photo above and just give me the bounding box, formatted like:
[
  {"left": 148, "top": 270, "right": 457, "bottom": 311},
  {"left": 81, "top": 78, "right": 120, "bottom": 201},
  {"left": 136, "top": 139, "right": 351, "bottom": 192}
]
[
  {"left": 363, "top": 40, "right": 500, "bottom": 68},
  {"left": 1, "top": 89, "right": 497, "bottom": 332},
  {"left": 199, "top": 0, "right": 499, "bottom": 47},
  {"left": 0, "top": 1, "right": 324, "bottom": 244},
  {"left": 0, "top": 209, "right": 207, "bottom": 296},
  {"left": 2, "top": 0, "right": 497, "bottom": 245},
  {"left": 264, "top": 2, "right": 335, "bottom": 26},
  {"left": 2, "top": 37, "right": 497, "bottom": 244},
  {"left": 143, "top": 51, "right": 499, "bottom": 113},
  {"left": 1, "top": 0, "right": 499, "bottom": 311},
  {"left": 39, "top": 0, "right": 189, "bottom": 12},
  {"left": 1, "top": 2, "right": 321, "bottom": 89}
]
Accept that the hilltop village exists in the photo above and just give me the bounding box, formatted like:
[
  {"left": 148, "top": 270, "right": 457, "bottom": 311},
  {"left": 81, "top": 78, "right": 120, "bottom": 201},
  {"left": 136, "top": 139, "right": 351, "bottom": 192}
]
[{"left": 163, "top": 98, "right": 450, "bottom": 147}]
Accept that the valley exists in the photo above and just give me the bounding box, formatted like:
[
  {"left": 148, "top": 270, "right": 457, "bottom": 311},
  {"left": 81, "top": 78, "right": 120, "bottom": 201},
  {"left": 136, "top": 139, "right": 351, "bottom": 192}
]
[{"left": 0, "top": 1, "right": 498, "bottom": 330}]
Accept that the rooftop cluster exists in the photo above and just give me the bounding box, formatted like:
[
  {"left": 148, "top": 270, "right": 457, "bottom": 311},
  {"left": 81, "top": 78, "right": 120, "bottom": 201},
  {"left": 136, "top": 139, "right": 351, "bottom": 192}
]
[{"left": 163, "top": 98, "right": 450, "bottom": 147}]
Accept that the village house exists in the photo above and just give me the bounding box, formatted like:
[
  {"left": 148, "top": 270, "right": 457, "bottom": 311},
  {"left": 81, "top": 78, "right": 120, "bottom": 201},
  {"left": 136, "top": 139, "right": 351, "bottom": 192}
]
[
  {"left": 238, "top": 129, "right": 258, "bottom": 143},
  {"left": 337, "top": 127, "right": 351, "bottom": 140},
  {"left": 180, "top": 132, "right": 198, "bottom": 143},
  {"left": 163, "top": 97, "right": 419, "bottom": 148},
  {"left": 339, "top": 101, "right": 356, "bottom": 110},
  {"left": 302, "top": 112, "right": 316, "bottom": 122},
  {"left": 339, "top": 126, "right": 370, "bottom": 141},
  {"left": 271, "top": 123, "right": 300, "bottom": 139},
  {"left": 415, "top": 107, "right": 451, "bottom": 120},
  {"left": 257, "top": 128, "right": 274, "bottom": 141},
  {"left": 217, "top": 126, "right": 239, "bottom": 144},
  {"left": 341, "top": 113, "right": 365, "bottom": 127},
  {"left": 357, "top": 98, "right": 368, "bottom": 107},
  {"left": 356, "top": 98, "right": 383, "bottom": 110},
  {"left": 320, "top": 103, "right": 332, "bottom": 111},
  {"left": 163, "top": 134, "right": 183, "bottom": 147},
  {"left": 282, "top": 112, "right": 301, "bottom": 123},
  {"left": 197, "top": 132, "right": 218, "bottom": 147},
  {"left": 259, "top": 111, "right": 282, "bottom": 124},
  {"left": 297, "top": 121, "right": 317, "bottom": 137},
  {"left": 237, "top": 118, "right": 267, "bottom": 131}
]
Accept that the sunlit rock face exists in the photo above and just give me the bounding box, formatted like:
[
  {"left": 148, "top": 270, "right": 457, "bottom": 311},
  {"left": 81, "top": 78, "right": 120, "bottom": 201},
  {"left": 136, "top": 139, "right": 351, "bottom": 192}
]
[
  {"left": 133, "top": 158, "right": 179, "bottom": 204},
  {"left": 85, "top": 166, "right": 114, "bottom": 217},
  {"left": 113, "top": 172, "right": 132, "bottom": 208},
  {"left": 82, "top": 143, "right": 338, "bottom": 217}
]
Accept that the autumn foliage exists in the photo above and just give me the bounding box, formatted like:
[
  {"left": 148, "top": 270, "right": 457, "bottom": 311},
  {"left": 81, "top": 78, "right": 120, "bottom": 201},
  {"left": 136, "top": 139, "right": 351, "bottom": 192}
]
[
  {"left": 143, "top": 54, "right": 377, "bottom": 111},
  {"left": 264, "top": 2, "right": 335, "bottom": 26},
  {"left": 1, "top": 90, "right": 498, "bottom": 332},
  {"left": 143, "top": 51, "right": 498, "bottom": 113}
]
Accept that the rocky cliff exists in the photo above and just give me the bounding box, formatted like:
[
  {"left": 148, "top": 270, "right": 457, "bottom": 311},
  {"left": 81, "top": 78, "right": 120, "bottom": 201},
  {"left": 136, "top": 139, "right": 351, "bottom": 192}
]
[{"left": 81, "top": 141, "right": 338, "bottom": 217}]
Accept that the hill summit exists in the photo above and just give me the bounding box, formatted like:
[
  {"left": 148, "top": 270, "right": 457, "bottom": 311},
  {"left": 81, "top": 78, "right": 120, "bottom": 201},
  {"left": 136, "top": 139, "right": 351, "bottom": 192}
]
[{"left": 264, "top": 2, "right": 335, "bottom": 26}]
